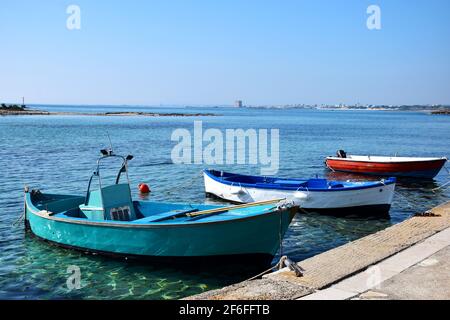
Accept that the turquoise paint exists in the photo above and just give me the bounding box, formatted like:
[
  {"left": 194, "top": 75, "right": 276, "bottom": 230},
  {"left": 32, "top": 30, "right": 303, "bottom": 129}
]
[
  {"left": 25, "top": 192, "right": 295, "bottom": 258},
  {"left": 80, "top": 184, "right": 137, "bottom": 221}
]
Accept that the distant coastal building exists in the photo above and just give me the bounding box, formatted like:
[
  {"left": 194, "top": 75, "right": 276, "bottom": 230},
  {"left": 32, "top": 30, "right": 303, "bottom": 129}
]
[{"left": 234, "top": 100, "right": 243, "bottom": 108}]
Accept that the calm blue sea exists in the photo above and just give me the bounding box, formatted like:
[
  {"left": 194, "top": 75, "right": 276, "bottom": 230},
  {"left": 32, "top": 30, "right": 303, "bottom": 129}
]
[{"left": 1, "top": 106, "right": 449, "bottom": 299}]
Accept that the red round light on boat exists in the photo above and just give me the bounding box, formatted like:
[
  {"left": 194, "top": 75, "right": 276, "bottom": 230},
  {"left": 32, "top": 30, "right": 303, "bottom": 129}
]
[{"left": 138, "top": 183, "right": 151, "bottom": 194}]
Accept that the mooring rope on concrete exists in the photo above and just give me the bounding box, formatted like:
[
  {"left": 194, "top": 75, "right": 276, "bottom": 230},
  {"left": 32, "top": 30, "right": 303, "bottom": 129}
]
[
  {"left": 244, "top": 255, "right": 304, "bottom": 282},
  {"left": 245, "top": 259, "right": 284, "bottom": 282}
]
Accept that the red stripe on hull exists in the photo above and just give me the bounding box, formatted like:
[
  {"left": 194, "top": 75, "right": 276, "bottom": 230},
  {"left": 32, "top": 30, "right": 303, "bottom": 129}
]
[{"left": 326, "top": 158, "right": 446, "bottom": 178}]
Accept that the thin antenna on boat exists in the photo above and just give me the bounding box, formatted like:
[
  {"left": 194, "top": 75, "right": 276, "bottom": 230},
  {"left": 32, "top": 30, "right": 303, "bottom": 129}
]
[{"left": 107, "top": 131, "right": 114, "bottom": 153}]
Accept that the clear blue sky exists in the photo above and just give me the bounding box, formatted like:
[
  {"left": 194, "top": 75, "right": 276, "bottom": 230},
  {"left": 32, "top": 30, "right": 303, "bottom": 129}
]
[{"left": 1, "top": 0, "right": 449, "bottom": 106}]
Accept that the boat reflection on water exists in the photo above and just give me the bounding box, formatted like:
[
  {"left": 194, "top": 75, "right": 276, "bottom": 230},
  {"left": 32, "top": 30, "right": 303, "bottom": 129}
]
[{"left": 12, "top": 236, "right": 269, "bottom": 300}]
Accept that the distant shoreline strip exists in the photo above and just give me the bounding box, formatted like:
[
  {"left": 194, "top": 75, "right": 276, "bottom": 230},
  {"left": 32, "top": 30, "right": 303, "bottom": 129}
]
[{"left": 0, "top": 110, "right": 219, "bottom": 117}]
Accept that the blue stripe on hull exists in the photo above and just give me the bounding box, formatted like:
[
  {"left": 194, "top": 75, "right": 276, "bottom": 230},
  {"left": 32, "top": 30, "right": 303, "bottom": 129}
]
[{"left": 204, "top": 169, "right": 396, "bottom": 191}]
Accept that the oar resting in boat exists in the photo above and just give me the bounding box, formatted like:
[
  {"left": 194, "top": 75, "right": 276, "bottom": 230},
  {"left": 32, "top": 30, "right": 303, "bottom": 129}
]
[{"left": 155, "top": 198, "right": 286, "bottom": 222}]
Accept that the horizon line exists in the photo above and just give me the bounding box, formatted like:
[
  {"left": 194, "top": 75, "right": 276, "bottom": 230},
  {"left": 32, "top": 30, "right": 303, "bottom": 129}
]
[{"left": 3, "top": 102, "right": 450, "bottom": 108}]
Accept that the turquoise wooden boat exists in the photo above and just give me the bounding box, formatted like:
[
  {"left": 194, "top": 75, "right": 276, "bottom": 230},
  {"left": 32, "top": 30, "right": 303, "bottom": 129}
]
[{"left": 24, "top": 149, "right": 297, "bottom": 265}]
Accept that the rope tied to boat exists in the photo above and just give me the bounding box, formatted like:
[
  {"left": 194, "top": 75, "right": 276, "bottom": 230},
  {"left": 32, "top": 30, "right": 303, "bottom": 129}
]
[
  {"left": 12, "top": 211, "right": 26, "bottom": 228},
  {"left": 242, "top": 199, "right": 304, "bottom": 281},
  {"left": 430, "top": 164, "right": 450, "bottom": 193},
  {"left": 279, "top": 256, "right": 305, "bottom": 277},
  {"left": 276, "top": 199, "right": 297, "bottom": 210},
  {"left": 12, "top": 187, "right": 28, "bottom": 228},
  {"left": 245, "top": 255, "right": 305, "bottom": 282},
  {"left": 269, "top": 199, "right": 296, "bottom": 258},
  {"left": 444, "top": 164, "right": 450, "bottom": 175},
  {"left": 395, "top": 189, "right": 424, "bottom": 211},
  {"left": 382, "top": 177, "right": 447, "bottom": 216},
  {"left": 278, "top": 203, "right": 283, "bottom": 258},
  {"left": 431, "top": 180, "right": 450, "bottom": 193},
  {"left": 227, "top": 182, "right": 251, "bottom": 202}
]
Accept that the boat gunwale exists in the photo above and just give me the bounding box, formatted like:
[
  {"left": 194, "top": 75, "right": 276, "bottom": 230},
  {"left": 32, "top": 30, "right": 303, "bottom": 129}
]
[
  {"left": 325, "top": 156, "right": 447, "bottom": 164},
  {"left": 204, "top": 169, "right": 396, "bottom": 192},
  {"left": 25, "top": 192, "right": 289, "bottom": 229}
]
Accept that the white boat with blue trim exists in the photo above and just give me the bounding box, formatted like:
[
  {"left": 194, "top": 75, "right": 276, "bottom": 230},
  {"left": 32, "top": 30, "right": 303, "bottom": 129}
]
[{"left": 203, "top": 170, "right": 396, "bottom": 215}]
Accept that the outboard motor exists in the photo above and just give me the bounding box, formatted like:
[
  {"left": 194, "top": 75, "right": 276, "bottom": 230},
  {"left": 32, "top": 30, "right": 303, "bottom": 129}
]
[{"left": 336, "top": 150, "right": 347, "bottom": 158}]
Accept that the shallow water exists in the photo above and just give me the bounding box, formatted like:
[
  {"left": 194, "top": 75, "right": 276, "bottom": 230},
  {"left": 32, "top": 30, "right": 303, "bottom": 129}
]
[{"left": 0, "top": 106, "right": 449, "bottom": 299}]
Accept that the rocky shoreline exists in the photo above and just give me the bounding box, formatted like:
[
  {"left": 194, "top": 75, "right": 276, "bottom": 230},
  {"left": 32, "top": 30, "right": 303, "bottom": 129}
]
[
  {"left": 430, "top": 110, "right": 450, "bottom": 115},
  {"left": 0, "top": 109, "right": 218, "bottom": 117}
]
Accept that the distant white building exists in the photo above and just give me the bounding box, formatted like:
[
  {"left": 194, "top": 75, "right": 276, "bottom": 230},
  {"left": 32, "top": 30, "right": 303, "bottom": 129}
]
[{"left": 235, "top": 100, "right": 243, "bottom": 108}]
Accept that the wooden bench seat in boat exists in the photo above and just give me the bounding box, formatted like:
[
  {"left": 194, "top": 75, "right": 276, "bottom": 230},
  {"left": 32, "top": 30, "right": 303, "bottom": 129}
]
[{"left": 133, "top": 209, "right": 200, "bottom": 223}]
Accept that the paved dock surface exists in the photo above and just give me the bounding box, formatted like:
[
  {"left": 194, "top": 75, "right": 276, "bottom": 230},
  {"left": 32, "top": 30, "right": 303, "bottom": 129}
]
[
  {"left": 356, "top": 246, "right": 450, "bottom": 300},
  {"left": 300, "top": 227, "right": 450, "bottom": 300},
  {"left": 187, "top": 201, "right": 450, "bottom": 300}
]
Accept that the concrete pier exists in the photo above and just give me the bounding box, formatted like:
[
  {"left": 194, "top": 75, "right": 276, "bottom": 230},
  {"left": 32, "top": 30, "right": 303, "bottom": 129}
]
[{"left": 187, "top": 201, "right": 450, "bottom": 300}]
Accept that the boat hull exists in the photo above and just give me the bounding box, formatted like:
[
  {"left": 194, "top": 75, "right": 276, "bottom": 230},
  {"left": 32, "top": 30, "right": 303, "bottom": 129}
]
[
  {"left": 25, "top": 193, "right": 296, "bottom": 261},
  {"left": 326, "top": 157, "right": 447, "bottom": 179},
  {"left": 203, "top": 172, "right": 395, "bottom": 214},
  {"left": 29, "top": 232, "right": 276, "bottom": 265}
]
